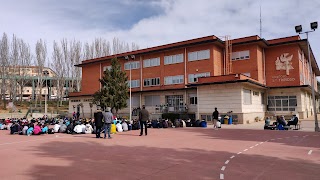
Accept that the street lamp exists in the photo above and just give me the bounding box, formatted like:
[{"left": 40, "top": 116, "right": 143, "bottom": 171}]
[
  {"left": 125, "top": 55, "right": 135, "bottom": 122},
  {"left": 295, "top": 22, "right": 319, "bottom": 132},
  {"left": 42, "top": 70, "right": 49, "bottom": 116}
]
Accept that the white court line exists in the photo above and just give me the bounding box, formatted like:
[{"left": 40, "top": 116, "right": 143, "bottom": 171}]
[
  {"left": 255, "top": 144, "right": 259, "bottom": 146},
  {"left": 308, "top": 150, "right": 313, "bottom": 155},
  {"left": 225, "top": 160, "right": 230, "bottom": 164},
  {"left": 237, "top": 152, "right": 242, "bottom": 155},
  {"left": 243, "top": 149, "right": 248, "bottom": 151},
  {"left": 250, "top": 146, "right": 254, "bottom": 149},
  {"left": 270, "top": 139, "right": 275, "bottom": 141},
  {"left": 277, "top": 138, "right": 282, "bottom": 140},
  {"left": 230, "top": 155, "right": 235, "bottom": 159},
  {"left": 221, "top": 166, "right": 226, "bottom": 171},
  {"left": 260, "top": 142, "right": 263, "bottom": 144},
  {"left": 0, "top": 136, "right": 61, "bottom": 146},
  {"left": 220, "top": 173, "right": 224, "bottom": 179}
]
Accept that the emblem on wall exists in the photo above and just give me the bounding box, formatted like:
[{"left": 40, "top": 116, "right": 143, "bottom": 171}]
[{"left": 275, "top": 53, "right": 294, "bottom": 75}]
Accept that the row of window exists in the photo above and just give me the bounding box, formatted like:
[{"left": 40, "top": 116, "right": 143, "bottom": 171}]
[
  {"left": 105, "top": 50, "right": 250, "bottom": 71},
  {"left": 128, "top": 73, "right": 211, "bottom": 88}
]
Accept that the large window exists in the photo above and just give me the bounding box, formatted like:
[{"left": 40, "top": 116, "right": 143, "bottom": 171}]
[
  {"left": 128, "top": 80, "right": 140, "bottom": 88},
  {"left": 268, "top": 96, "right": 297, "bottom": 112},
  {"left": 243, "top": 89, "right": 252, "bottom": 105},
  {"left": 143, "top": 57, "right": 160, "bottom": 68},
  {"left": 232, "top": 50, "right": 250, "bottom": 60},
  {"left": 124, "top": 61, "right": 140, "bottom": 70},
  {"left": 164, "top": 75, "right": 184, "bottom": 85},
  {"left": 145, "top": 95, "right": 160, "bottom": 106},
  {"left": 143, "top": 77, "right": 160, "bottom": 87},
  {"left": 164, "top": 54, "right": 184, "bottom": 65},
  {"left": 188, "top": 50, "right": 210, "bottom": 61},
  {"left": 190, "top": 97, "right": 197, "bottom": 105},
  {"left": 103, "top": 66, "right": 111, "bottom": 72},
  {"left": 188, "top": 72, "right": 210, "bottom": 83},
  {"left": 166, "top": 95, "right": 184, "bottom": 112}
]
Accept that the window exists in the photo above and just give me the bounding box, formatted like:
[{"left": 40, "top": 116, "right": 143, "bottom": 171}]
[
  {"left": 124, "top": 61, "right": 140, "bottom": 70},
  {"left": 188, "top": 50, "right": 210, "bottom": 61},
  {"left": 188, "top": 72, "right": 210, "bottom": 83},
  {"left": 103, "top": 66, "right": 112, "bottom": 72},
  {"left": 253, "top": 91, "right": 259, "bottom": 96},
  {"left": 164, "top": 75, "right": 184, "bottom": 85},
  {"left": 243, "top": 89, "right": 252, "bottom": 105},
  {"left": 267, "top": 96, "right": 297, "bottom": 112},
  {"left": 190, "top": 97, "right": 197, "bottom": 105},
  {"left": 143, "top": 77, "right": 160, "bottom": 87},
  {"left": 261, "top": 92, "right": 265, "bottom": 105},
  {"left": 164, "top": 54, "right": 184, "bottom": 65},
  {"left": 145, "top": 95, "right": 160, "bottom": 106},
  {"left": 84, "top": 99, "right": 93, "bottom": 102},
  {"left": 232, "top": 50, "right": 250, "bottom": 60},
  {"left": 243, "top": 72, "right": 251, "bottom": 77},
  {"left": 166, "top": 95, "right": 184, "bottom": 112},
  {"left": 71, "top": 99, "right": 81, "bottom": 102},
  {"left": 128, "top": 80, "right": 140, "bottom": 88},
  {"left": 143, "top": 57, "right": 160, "bottom": 68}
]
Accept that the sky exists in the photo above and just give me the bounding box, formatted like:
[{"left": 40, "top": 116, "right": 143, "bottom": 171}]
[{"left": 1, "top": 0, "right": 320, "bottom": 64}]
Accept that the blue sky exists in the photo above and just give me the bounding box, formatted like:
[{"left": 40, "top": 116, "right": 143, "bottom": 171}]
[{"left": 0, "top": 0, "right": 320, "bottom": 63}]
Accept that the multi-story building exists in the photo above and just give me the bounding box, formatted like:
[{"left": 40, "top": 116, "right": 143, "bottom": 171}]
[
  {"left": 0, "top": 66, "right": 72, "bottom": 101},
  {"left": 69, "top": 35, "right": 319, "bottom": 123}
]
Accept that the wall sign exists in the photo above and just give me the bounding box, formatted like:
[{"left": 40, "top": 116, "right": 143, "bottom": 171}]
[{"left": 275, "top": 53, "right": 294, "bottom": 75}]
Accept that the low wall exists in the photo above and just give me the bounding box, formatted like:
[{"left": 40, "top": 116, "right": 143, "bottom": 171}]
[{"left": 0, "top": 113, "right": 25, "bottom": 119}]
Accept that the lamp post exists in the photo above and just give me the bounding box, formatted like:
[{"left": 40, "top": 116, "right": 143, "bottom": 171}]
[
  {"left": 295, "top": 22, "right": 319, "bottom": 132},
  {"left": 42, "top": 70, "right": 49, "bottom": 115},
  {"left": 125, "top": 55, "right": 135, "bottom": 122}
]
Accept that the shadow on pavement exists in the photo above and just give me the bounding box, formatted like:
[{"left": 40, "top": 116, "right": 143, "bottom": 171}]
[{"left": 23, "top": 139, "right": 319, "bottom": 180}]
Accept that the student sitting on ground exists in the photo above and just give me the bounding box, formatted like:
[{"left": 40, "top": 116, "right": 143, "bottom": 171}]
[
  {"left": 122, "top": 121, "right": 128, "bottom": 131},
  {"left": 41, "top": 124, "right": 49, "bottom": 134},
  {"left": 54, "top": 122, "right": 61, "bottom": 133},
  {"left": 74, "top": 123, "right": 83, "bottom": 134},
  {"left": 10, "top": 122, "right": 19, "bottom": 135},
  {"left": 22, "top": 124, "right": 29, "bottom": 135},
  {"left": 33, "top": 123, "right": 42, "bottom": 135},
  {"left": 80, "top": 123, "right": 86, "bottom": 133},
  {"left": 59, "top": 122, "right": 67, "bottom": 133},
  {"left": 85, "top": 123, "right": 93, "bottom": 134},
  {"left": 116, "top": 121, "right": 123, "bottom": 132},
  {"left": 67, "top": 121, "right": 75, "bottom": 134},
  {"left": 27, "top": 124, "right": 34, "bottom": 136}
]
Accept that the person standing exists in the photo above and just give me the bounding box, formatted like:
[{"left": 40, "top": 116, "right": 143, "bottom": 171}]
[
  {"left": 94, "top": 106, "right": 103, "bottom": 138},
  {"left": 139, "top": 105, "right": 149, "bottom": 136},
  {"left": 102, "top": 107, "right": 113, "bottom": 139},
  {"left": 212, "top": 107, "right": 219, "bottom": 129}
]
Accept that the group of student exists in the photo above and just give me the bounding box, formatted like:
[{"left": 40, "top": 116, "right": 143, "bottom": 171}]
[
  {"left": 0, "top": 119, "right": 50, "bottom": 136},
  {"left": 264, "top": 114, "right": 299, "bottom": 130}
]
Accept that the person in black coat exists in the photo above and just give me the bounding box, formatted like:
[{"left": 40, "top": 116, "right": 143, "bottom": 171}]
[{"left": 94, "top": 107, "right": 104, "bottom": 138}]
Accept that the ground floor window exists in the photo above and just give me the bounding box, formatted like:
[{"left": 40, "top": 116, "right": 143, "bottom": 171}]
[
  {"left": 165, "top": 95, "right": 184, "bottom": 112},
  {"left": 268, "top": 96, "right": 297, "bottom": 111}
]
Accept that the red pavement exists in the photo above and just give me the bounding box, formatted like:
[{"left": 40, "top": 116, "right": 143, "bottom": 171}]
[{"left": 0, "top": 128, "right": 319, "bottom": 180}]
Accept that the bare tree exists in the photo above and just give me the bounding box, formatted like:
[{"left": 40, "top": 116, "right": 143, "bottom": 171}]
[
  {"left": 0, "top": 33, "right": 9, "bottom": 109},
  {"left": 8, "top": 34, "right": 20, "bottom": 104},
  {"left": 17, "top": 39, "right": 32, "bottom": 104},
  {"left": 35, "top": 39, "right": 47, "bottom": 109},
  {"left": 69, "top": 39, "right": 82, "bottom": 92},
  {"left": 52, "top": 41, "right": 66, "bottom": 107}
]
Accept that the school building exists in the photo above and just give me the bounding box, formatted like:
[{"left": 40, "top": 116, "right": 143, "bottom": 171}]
[{"left": 69, "top": 35, "right": 320, "bottom": 124}]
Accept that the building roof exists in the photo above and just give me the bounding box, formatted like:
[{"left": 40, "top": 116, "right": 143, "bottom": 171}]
[{"left": 76, "top": 35, "right": 223, "bottom": 67}]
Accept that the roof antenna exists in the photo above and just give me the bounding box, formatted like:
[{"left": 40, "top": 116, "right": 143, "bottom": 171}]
[{"left": 260, "top": 1, "right": 262, "bottom": 37}]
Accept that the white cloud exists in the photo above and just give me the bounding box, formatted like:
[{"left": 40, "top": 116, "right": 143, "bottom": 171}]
[{"left": 1, "top": 0, "right": 320, "bottom": 64}]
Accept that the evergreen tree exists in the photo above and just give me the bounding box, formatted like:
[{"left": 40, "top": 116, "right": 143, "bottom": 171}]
[{"left": 93, "top": 58, "right": 129, "bottom": 113}]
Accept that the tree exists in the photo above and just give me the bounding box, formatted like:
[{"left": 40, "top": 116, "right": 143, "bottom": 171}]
[
  {"left": 93, "top": 58, "right": 128, "bottom": 113},
  {"left": 0, "top": 33, "right": 9, "bottom": 109},
  {"left": 35, "top": 39, "right": 47, "bottom": 109}
]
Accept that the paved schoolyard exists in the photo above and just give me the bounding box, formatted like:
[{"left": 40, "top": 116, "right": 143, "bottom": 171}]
[{"left": 0, "top": 127, "right": 319, "bottom": 180}]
